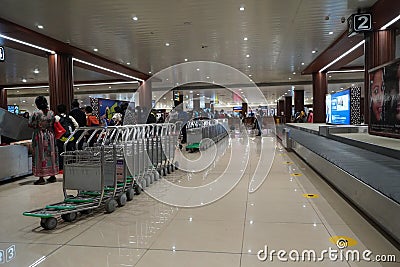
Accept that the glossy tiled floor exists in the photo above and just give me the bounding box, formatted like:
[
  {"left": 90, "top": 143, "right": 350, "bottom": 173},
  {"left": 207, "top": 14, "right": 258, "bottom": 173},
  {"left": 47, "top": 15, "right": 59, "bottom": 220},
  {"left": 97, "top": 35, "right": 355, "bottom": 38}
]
[{"left": 0, "top": 133, "right": 399, "bottom": 266}]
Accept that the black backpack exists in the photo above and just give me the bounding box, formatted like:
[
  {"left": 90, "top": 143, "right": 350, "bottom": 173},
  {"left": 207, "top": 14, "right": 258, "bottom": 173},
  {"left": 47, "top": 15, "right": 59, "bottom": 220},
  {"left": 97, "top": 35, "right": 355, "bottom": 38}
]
[{"left": 59, "top": 115, "right": 75, "bottom": 141}]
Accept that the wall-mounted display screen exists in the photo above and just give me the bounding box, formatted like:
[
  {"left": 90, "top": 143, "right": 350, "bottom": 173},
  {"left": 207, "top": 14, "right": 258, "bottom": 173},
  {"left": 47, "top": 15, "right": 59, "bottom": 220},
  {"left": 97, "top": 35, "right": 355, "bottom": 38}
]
[
  {"left": 331, "top": 89, "right": 350, "bottom": 124},
  {"left": 7, "top": 105, "right": 19, "bottom": 114},
  {"left": 369, "top": 58, "right": 400, "bottom": 138}
]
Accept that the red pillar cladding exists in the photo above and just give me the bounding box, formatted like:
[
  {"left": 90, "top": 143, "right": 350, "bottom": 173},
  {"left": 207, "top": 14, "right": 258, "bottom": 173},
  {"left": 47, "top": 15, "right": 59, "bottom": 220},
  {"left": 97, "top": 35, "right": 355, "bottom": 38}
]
[
  {"left": 0, "top": 87, "right": 7, "bottom": 109},
  {"left": 48, "top": 54, "right": 74, "bottom": 113},
  {"left": 312, "top": 72, "right": 327, "bottom": 123}
]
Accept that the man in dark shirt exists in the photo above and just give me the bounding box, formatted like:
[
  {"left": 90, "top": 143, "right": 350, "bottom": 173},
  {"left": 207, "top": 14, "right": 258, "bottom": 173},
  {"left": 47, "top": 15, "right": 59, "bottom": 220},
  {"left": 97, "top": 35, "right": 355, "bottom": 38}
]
[{"left": 69, "top": 100, "right": 86, "bottom": 127}]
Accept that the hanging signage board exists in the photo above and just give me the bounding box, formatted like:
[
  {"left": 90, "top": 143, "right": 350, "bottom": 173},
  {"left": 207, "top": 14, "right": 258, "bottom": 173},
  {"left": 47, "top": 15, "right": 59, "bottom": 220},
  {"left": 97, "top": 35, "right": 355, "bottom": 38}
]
[
  {"left": 0, "top": 46, "right": 5, "bottom": 62},
  {"left": 348, "top": 13, "right": 372, "bottom": 37}
]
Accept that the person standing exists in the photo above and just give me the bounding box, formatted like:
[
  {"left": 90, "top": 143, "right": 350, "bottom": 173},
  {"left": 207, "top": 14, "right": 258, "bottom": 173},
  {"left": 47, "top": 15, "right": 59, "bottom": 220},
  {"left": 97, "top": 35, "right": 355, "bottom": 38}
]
[
  {"left": 69, "top": 100, "right": 86, "bottom": 127},
  {"left": 28, "top": 96, "right": 58, "bottom": 185},
  {"left": 55, "top": 104, "right": 78, "bottom": 171}
]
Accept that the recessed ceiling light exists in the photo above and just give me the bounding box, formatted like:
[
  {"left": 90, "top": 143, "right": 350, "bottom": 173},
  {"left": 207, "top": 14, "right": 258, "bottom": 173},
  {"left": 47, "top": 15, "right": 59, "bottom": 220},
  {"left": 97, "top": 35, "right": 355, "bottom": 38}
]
[
  {"left": 166, "top": 78, "right": 169, "bottom": 81},
  {"left": 206, "top": 76, "right": 210, "bottom": 79},
  {"left": 108, "top": 86, "right": 111, "bottom": 89},
  {"left": 329, "top": 31, "right": 333, "bottom": 35},
  {"left": 331, "top": 90, "right": 335, "bottom": 93},
  {"left": 196, "top": 68, "right": 200, "bottom": 71},
  {"left": 249, "top": 74, "right": 252, "bottom": 77},
  {"left": 239, "top": 88, "right": 242, "bottom": 91},
  {"left": 127, "top": 62, "right": 131, "bottom": 65},
  {"left": 243, "top": 37, "right": 248, "bottom": 41},
  {"left": 247, "top": 65, "right": 251, "bottom": 68},
  {"left": 93, "top": 48, "right": 98, "bottom": 52},
  {"left": 22, "top": 78, "right": 27, "bottom": 83},
  {"left": 33, "top": 68, "right": 40, "bottom": 74},
  {"left": 285, "top": 93, "right": 288, "bottom": 95},
  {"left": 165, "top": 43, "right": 170, "bottom": 46},
  {"left": 170, "top": 99, "right": 173, "bottom": 101},
  {"left": 184, "top": 58, "right": 188, "bottom": 62},
  {"left": 132, "top": 16, "right": 138, "bottom": 21},
  {"left": 340, "top": 87, "right": 343, "bottom": 89},
  {"left": 246, "top": 54, "right": 250, "bottom": 58},
  {"left": 301, "top": 62, "right": 305, "bottom": 65},
  {"left": 239, "top": 6, "right": 245, "bottom": 11},
  {"left": 196, "top": 93, "right": 200, "bottom": 96},
  {"left": 288, "top": 77, "right": 292, "bottom": 80},
  {"left": 293, "top": 72, "right": 296, "bottom": 75},
  {"left": 37, "top": 25, "right": 44, "bottom": 29},
  {"left": 312, "top": 50, "right": 317, "bottom": 54},
  {"left": 149, "top": 71, "right": 152, "bottom": 74},
  {"left": 329, "top": 75, "right": 332, "bottom": 78},
  {"left": 288, "top": 89, "right": 291, "bottom": 91},
  {"left": 190, "top": 90, "right": 193, "bottom": 93},
  {"left": 16, "top": 90, "right": 19, "bottom": 93},
  {"left": 22, "top": 100, "right": 26, "bottom": 103}
]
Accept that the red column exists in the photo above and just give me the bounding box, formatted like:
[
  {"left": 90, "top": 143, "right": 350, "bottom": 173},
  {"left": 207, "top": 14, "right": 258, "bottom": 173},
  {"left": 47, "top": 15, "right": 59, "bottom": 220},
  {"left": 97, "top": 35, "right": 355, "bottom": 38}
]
[
  {"left": 294, "top": 90, "right": 304, "bottom": 114},
  {"left": 48, "top": 53, "right": 74, "bottom": 113},
  {"left": 312, "top": 72, "right": 327, "bottom": 123},
  {"left": 364, "top": 29, "right": 396, "bottom": 124},
  {"left": 284, "top": 96, "right": 292, "bottom": 123},
  {"left": 0, "top": 87, "right": 7, "bottom": 109}
]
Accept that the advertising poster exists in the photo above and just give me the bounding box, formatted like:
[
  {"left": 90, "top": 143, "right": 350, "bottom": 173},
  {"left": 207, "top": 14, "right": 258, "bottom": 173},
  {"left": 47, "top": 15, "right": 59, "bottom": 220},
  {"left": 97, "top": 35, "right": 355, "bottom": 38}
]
[
  {"left": 331, "top": 90, "right": 350, "bottom": 125},
  {"left": 325, "top": 94, "right": 332, "bottom": 123},
  {"left": 369, "top": 59, "right": 400, "bottom": 138}
]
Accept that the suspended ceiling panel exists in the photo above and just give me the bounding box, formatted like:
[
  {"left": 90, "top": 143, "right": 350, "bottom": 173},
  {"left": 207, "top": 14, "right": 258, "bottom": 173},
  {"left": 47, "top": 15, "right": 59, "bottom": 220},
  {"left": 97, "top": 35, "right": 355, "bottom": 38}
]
[{"left": 0, "top": 0, "right": 377, "bottom": 85}]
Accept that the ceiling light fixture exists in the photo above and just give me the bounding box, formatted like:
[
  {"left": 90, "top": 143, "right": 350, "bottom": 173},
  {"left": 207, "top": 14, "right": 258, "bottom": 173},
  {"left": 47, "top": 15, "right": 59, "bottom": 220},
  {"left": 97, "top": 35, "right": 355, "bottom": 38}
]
[
  {"left": 249, "top": 74, "right": 252, "bottom": 77},
  {"left": 246, "top": 54, "right": 250, "bottom": 58},
  {"left": 127, "top": 62, "right": 131, "bottom": 65},
  {"left": 380, "top": 14, "right": 400, "bottom": 30},
  {"left": 293, "top": 72, "right": 296, "bottom": 75},
  {"left": 196, "top": 68, "right": 200, "bottom": 71},
  {"left": 132, "top": 16, "right": 138, "bottom": 21},
  {"left": 243, "top": 37, "right": 248, "bottom": 41},
  {"left": 301, "top": 62, "right": 305, "bottom": 65},
  {"left": 239, "top": 6, "right": 245, "bottom": 11},
  {"left": 0, "top": 33, "right": 55, "bottom": 54},
  {"left": 320, "top": 40, "right": 365, "bottom": 72},
  {"left": 288, "top": 77, "right": 291, "bottom": 80},
  {"left": 248, "top": 65, "right": 251, "bottom": 68},
  {"left": 93, "top": 48, "right": 98, "bottom": 52},
  {"left": 33, "top": 68, "right": 40, "bottom": 74},
  {"left": 22, "top": 78, "right": 27, "bottom": 83},
  {"left": 37, "top": 25, "right": 44, "bottom": 29},
  {"left": 72, "top": 58, "right": 144, "bottom": 82},
  {"left": 165, "top": 43, "right": 170, "bottom": 46},
  {"left": 149, "top": 71, "right": 152, "bottom": 74},
  {"left": 327, "top": 69, "right": 365, "bottom": 74},
  {"left": 329, "top": 31, "right": 333, "bottom": 35},
  {"left": 184, "top": 58, "right": 188, "bottom": 62},
  {"left": 312, "top": 50, "right": 317, "bottom": 54}
]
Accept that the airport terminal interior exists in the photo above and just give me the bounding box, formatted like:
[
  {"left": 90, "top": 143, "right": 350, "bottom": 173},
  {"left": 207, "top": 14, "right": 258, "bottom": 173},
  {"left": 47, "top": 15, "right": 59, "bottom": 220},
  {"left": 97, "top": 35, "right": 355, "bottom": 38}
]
[{"left": 0, "top": 0, "right": 400, "bottom": 266}]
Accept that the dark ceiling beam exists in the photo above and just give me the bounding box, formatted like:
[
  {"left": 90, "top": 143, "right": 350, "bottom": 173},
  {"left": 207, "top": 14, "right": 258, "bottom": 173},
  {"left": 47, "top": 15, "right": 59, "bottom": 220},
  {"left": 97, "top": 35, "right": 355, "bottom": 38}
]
[
  {"left": 302, "top": 0, "right": 400, "bottom": 75},
  {"left": 0, "top": 18, "right": 150, "bottom": 81}
]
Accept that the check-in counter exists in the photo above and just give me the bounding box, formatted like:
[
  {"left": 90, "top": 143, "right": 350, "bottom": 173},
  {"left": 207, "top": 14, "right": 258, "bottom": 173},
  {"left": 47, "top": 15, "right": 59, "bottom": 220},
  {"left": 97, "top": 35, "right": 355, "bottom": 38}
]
[{"left": 0, "top": 144, "right": 31, "bottom": 181}]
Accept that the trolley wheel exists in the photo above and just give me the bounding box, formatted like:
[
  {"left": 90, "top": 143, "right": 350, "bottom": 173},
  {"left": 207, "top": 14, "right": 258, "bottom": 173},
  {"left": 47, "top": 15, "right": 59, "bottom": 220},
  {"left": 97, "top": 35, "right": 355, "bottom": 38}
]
[
  {"left": 117, "top": 193, "right": 127, "bottom": 207},
  {"left": 80, "top": 209, "right": 94, "bottom": 215},
  {"left": 153, "top": 171, "right": 160, "bottom": 181},
  {"left": 105, "top": 199, "right": 117, "bottom": 213},
  {"left": 126, "top": 188, "right": 135, "bottom": 201},
  {"left": 175, "top": 161, "right": 179, "bottom": 170},
  {"left": 61, "top": 212, "right": 77, "bottom": 222},
  {"left": 41, "top": 217, "right": 57, "bottom": 230},
  {"left": 144, "top": 174, "right": 151, "bottom": 186},
  {"left": 134, "top": 183, "right": 141, "bottom": 195}
]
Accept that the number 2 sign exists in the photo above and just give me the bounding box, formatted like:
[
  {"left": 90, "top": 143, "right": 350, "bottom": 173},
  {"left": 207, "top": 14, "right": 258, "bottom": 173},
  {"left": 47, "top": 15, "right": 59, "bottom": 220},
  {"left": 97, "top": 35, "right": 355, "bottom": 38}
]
[{"left": 348, "top": 13, "right": 372, "bottom": 37}]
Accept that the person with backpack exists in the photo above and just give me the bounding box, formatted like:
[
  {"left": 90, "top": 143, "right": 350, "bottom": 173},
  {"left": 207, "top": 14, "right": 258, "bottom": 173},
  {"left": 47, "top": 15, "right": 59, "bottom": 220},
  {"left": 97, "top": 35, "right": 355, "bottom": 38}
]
[{"left": 55, "top": 104, "right": 78, "bottom": 172}]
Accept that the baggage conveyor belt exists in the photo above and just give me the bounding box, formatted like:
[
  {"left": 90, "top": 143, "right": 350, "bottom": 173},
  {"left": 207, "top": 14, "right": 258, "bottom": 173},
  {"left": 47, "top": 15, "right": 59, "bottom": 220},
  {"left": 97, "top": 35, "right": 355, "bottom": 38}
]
[{"left": 289, "top": 128, "right": 400, "bottom": 204}]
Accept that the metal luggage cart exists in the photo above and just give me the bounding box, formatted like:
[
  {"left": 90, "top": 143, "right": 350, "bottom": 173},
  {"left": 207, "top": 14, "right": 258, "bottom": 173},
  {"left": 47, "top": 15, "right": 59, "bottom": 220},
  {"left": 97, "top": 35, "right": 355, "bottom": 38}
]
[
  {"left": 23, "top": 146, "right": 119, "bottom": 230},
  {"left": 186, "top": 120, "right": 203, "bottom": 152}
]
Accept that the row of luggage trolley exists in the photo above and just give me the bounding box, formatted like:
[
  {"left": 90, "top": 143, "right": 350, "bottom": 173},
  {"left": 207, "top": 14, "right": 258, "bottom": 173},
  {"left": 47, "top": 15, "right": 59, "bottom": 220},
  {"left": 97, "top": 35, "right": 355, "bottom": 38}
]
[
  {"left": 23, "top": 123, "right": 179, "bottom": 230},
  {"left": 186, "top": 119, "right": 229, "bottom": 152}
]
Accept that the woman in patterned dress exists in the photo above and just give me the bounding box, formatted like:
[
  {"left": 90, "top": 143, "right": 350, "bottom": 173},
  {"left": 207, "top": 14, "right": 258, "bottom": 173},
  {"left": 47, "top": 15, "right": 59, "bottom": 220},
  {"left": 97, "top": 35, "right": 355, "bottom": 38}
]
[{"left": 28, "top": 96, "right": 59, "bottom": 185}]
